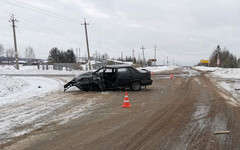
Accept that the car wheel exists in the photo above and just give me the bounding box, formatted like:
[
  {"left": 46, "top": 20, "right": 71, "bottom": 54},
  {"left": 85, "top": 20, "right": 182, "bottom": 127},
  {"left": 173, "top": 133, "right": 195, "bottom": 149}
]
[{"left": 131, "top": 81, "right": 141, "bottom": 91}]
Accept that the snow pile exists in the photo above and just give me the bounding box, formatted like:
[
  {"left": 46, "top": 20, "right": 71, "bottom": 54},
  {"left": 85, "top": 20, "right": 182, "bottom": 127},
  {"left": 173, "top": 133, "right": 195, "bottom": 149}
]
[
  {"left": 140, "top": 66, "right": 179, "bottom": 73},
  {"left": 0, "top": 75, "right": 62, "bottom": 105},
  {"left": 213, "top": 68, "right": 240, "bottom": 79},
  {"left": 193, "top": 66, "right": 240, "bottom": 79},
  {"left": 0, "top": 76, "right": 28, "bottom": 97},
  {"left": 192, "top": 66, "right": 218, "bottom": 72}
]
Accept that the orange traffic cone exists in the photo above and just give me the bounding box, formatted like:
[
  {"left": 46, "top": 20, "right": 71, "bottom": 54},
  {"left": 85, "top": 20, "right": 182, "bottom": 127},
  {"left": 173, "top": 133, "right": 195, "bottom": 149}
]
[
  {"left": 122, "top": 92, "right": 131, "bottom": 108},
  {"left": 151, "top": 71, "right": 154, "bottom": 76},
  {"left": 170, "top": 73, "right": 173, "bottom": 80}
]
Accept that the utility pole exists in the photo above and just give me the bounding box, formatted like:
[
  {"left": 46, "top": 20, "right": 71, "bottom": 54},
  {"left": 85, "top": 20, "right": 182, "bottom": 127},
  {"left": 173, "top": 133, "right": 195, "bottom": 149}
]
[
  {"left": 9, "top": 14, "right": 19, "bottom": 70},
  {"left": 154, "top": 44, "right": 157, "bottom": 67},
  {"left": 166, "top": 56, "right": 169, "bottom": 66},
  {"left": 121, "top": 51, "right": 123, "bottom": 61},
  {"left": 76, "top": 48, "right": 78, "bottom": 63},
  {"left": 82, "top": 18, "right": 91, "bottom": 70},
  {"left": 140, "top": 45, "right": 145, "bottom": 67},
  {"left": 76, "top": 48, "right": 78, "bottom": 58},
  {"left": 79, "top": 48, "right": 81, "bottom": 61},
  {"left": 132, "top": 49, "right": 134, "bottom": 59},
  {"left": 132, "top": 49, "right": 135, "bottom": 63}
]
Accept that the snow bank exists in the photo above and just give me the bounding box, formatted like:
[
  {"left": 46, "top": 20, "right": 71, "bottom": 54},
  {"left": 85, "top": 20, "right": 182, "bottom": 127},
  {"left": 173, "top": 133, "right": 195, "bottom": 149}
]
[
  {"left": 192, "top": 66, "right": 218, "bottom": 72},
  {"left": 194, "top": 66, "right": 240, "bottom": 106},
  {"left": 0, "top": 75, "right": 62, "bottom": 105},
  {"left": 213, "top": 68, "right": 240, "bottom": 79},
  {"left": 0, "top": 76, "right": 28, "bottom": 97},
  {"left": 193, "top": 66, "right": 240, "bottom": 79},
  {"left": 139, "top": 66, "right": 179, "bottom": 73}
]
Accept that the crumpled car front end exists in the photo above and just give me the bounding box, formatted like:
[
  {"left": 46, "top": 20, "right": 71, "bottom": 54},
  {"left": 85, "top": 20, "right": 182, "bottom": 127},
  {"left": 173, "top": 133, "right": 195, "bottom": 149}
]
[{"left": 64, "top": 71, "right": 103, "bottom": 91}]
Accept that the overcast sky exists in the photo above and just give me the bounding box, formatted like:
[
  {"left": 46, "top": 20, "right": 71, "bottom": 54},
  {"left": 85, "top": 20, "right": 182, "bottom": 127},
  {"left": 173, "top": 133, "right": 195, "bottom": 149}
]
[{"left": 0, "top": 0, "right": 240, "bottom": 65}]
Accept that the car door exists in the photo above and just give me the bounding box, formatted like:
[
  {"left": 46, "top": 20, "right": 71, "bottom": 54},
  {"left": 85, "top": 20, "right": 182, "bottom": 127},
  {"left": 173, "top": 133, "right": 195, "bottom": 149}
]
[{"left": 117, "top": 67, "right": 132, "bottom": 86}]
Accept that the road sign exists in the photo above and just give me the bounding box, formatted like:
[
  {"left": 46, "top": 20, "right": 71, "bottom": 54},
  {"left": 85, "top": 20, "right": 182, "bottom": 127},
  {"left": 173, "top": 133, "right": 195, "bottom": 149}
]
[{"left": 200, "top": 60, "right": 209, "bottom": 63}]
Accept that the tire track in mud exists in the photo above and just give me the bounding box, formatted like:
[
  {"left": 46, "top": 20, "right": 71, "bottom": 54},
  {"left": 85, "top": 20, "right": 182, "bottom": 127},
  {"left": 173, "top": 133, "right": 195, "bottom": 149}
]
[
  {"left": 201, "top": 73, "right": 239, "bottom": 149},
  {"left": 167, "top": 75, "right": 214, "bottom": 149},
  {"left": 166, "top": 73, "right": 239, "bottom": 150},
  {"left": 122, "top": 77, "right": 195, "bottom": 150}
]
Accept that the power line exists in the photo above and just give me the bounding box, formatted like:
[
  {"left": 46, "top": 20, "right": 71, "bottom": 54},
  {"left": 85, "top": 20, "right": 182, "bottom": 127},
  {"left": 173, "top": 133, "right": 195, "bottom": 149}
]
[
  {"left": 3, "top": 0, "right": 138, "bottom": 50},
  {"left": 18, "top": 16, "right": 84, "bottom": 41},
  {"left": 54, "top": 0, "right": 139, "bottom": 45},
  {"left": 0, "top": 26, "right": 11, "bottom": 31},
  {"left": 19, "top": 23, "right": 74, "bottom": 43},
  {"left": 52, "top": 0, "right": 139, "bottom": 47},
  {"left": 1, "top": 0, "right": 141, "bottom": 59},
  {"left": 0, "top": 0, "right": 82, "bottom": 23}
]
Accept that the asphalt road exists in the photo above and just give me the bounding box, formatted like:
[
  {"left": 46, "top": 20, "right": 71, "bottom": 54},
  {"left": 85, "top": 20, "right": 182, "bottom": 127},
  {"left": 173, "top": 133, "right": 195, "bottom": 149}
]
[{"left": 2, "top": 68, "right": 240, "bottom": 150}]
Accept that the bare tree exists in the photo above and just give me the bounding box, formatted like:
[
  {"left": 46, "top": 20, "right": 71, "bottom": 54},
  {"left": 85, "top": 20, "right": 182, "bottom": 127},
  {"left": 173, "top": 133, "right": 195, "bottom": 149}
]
[
  {"left": 0, "top": 44, "right": 4, "bottom": 63},
  {"left": 25, "top": 46, "right": 35, "bottom": 63},
  {"left": 6, "top": 48, "right": 15, "bottom": 64}
]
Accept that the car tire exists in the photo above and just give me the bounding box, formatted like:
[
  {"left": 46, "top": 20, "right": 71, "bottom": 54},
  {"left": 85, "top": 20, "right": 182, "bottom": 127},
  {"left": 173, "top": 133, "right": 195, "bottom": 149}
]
[{"left": 131, "top": 81, "right": 141, "bottom": 91}]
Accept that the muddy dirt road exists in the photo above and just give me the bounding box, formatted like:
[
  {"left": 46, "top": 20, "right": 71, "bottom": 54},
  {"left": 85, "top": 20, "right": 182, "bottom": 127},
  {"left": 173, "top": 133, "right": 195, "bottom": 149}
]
[{"left": 3, "top": 68, "right": 240, "bottom": 150}]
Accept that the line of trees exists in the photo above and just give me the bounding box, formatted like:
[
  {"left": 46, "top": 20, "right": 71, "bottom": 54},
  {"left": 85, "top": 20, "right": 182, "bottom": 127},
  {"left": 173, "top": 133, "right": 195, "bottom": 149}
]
[
  {"left": 0, "top": 44, "right": 15, "bottom": 64},
  {"left": 0, "top": 44, "right": 36, "bottom": 64},
  {"left": 48, "top": 47, "right": 76, "bottom": 63},
  {"left": 209, "top": 45, "right": 240, "bottom": 68}
]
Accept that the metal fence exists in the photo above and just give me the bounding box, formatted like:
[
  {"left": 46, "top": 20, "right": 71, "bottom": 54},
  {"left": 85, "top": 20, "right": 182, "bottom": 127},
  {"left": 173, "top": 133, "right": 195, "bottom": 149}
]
[{"left": 53, "top": 63, "right": 82, "bottom": 71}]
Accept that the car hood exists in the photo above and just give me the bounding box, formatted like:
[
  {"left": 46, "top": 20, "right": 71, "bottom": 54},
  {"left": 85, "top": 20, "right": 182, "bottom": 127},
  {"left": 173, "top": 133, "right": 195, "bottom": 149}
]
[{"left": 74, "top": 71, "right": 93, "bottom": 81}]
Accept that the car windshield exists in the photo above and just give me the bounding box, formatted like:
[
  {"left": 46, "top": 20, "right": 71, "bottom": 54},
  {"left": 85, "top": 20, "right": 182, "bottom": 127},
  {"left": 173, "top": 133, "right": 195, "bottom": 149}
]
[{"left": 96, "top": 68, "right": 104, "bottom": 73}]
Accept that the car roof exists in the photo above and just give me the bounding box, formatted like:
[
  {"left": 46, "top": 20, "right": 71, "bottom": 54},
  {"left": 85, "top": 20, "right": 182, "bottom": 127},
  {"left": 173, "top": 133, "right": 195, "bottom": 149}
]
[{"left": 105, "top": 64, "right": 132, "bottom": 69}]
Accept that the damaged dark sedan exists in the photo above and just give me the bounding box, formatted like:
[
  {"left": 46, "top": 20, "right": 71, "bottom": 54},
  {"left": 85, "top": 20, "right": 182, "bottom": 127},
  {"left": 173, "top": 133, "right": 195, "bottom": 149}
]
[{"left": 64, "top": 65, "right": 153, "bottom": 91}]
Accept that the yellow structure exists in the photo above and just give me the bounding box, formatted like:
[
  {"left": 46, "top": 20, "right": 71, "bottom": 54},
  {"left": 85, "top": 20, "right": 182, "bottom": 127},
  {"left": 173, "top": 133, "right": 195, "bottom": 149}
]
[{"left": 200, "top": 60, "right": 209, "bottom": 63}]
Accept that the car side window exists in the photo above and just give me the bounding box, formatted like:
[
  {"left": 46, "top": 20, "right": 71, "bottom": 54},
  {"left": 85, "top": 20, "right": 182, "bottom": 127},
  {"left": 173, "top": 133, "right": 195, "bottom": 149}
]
[
  {"left": 129, "top": 68, "right": 139, "bottom": 75},
  {"left": 105, "top": 68, "right": 113, "bottom": 73},
  {"left": 118, "top": 68, "right": 131, "bottom": 76}
]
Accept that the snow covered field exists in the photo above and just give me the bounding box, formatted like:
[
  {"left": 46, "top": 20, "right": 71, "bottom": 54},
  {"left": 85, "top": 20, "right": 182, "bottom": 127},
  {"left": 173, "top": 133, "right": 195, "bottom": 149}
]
[{"left": 0, "top": 65, "right": 78, "bottom": 75}]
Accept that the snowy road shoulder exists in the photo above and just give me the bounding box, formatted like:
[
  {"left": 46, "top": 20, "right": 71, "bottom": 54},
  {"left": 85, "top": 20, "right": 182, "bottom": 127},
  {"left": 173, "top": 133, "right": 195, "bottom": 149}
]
[
  {"left": 193, "top": 66, "right": 240, "bottom": 106},
  {"left": 0, "top": 75, "right": 99, "bottom": 146},
  {"left": 0, "top": 75, "right": 63, "bottom": 106}
]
